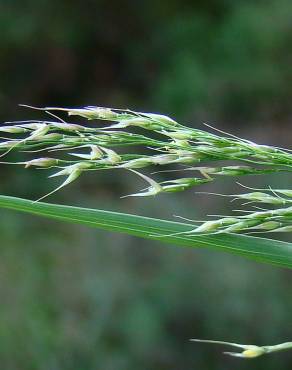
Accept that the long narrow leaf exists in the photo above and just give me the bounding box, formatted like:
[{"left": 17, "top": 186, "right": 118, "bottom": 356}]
[{"left": 0, "top": 195, "right": 292, "bottom": 268}]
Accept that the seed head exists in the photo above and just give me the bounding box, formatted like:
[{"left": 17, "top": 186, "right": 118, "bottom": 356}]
[
  {"left": 70, "top": 145, "right": 103, "bottom": 160},
  {"left": 0, "top": 126, "right": 28, "bottom": 134},
  {"left": 68, "top": 107, "right": 119, "bottom": 120},
  {"left": 191, "top": 339, "right": 267, "bottom": 359},
  {"left": 121, "top": 157, "right": 153, "bottom": 169},
  {"left": 24, "top": 158, "right": 59, "bottom": 168},
  {"left": 28, "top": 124, "right": 50, "bottom": 140},
  {"left": 100, "top": 147, "right": 121, "bottom": 164},
  {"left": 144, "top": 113, "right": 178, "bottom": 127}
]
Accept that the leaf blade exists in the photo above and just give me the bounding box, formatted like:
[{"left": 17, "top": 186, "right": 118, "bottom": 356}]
[{"left": 0, "top": 195, "right": 292, "bottom": 268}]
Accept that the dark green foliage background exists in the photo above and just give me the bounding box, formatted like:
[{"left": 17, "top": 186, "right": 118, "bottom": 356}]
[{"left": 0, "top": 1, "right": 292, "bottom": 369}]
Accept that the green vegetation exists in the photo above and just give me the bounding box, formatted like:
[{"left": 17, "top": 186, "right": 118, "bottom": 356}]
[
  {"left": 1, "top": 106, "right": 292, "bottom": 361},
  {"left": 1, "top": 1, "right": 292, "bottom": 369}
]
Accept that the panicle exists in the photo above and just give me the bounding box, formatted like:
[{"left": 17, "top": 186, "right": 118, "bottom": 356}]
[{"left": 1, "top": 103, "right": 292, "bottom": 227}]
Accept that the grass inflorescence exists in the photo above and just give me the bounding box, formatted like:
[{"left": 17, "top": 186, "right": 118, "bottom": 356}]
[{"left": 1, "top": 105, "right": 292, "bottom": 233}]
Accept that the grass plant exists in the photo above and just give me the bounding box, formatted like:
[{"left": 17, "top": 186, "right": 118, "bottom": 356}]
[{"left": 0, "top": 105, "right": 292, "bottom": 360}]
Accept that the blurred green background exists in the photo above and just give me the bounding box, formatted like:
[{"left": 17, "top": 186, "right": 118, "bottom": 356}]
[{"left": 0, "top": 1, "right": 292, "bottom": 369}]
